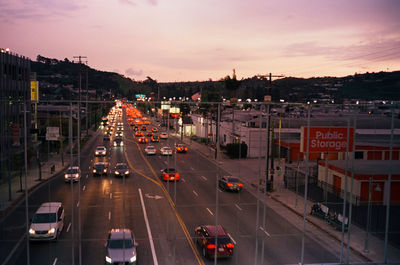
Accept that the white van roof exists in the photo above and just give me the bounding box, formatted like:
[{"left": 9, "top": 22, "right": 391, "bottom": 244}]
[{"left": 36, "top": 202, "right": 62, "bottom": 214}]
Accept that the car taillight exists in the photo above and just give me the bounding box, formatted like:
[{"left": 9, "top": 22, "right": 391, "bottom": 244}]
[
  {"left": 227, "top": 183, "right": 233, "bottom": 187},
  {"left": 238, "top": 183, "right": 243, "bottom": 187},
  {"left": 185, "top": 148, "right": 188, "bottom": 151},
  {"left": 206, "top": 244, "right": 216, "bottom": 249},
  {"left": 226, "top": 243, "right": 234, "bottom": 248}
]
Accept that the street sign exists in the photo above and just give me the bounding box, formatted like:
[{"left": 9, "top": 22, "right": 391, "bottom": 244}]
[
  {"left": 46, "top": 127, "right": 60, "bottom": 141},
  {"left": 30, "top": 81, "right": 39, "bottom": 102}
]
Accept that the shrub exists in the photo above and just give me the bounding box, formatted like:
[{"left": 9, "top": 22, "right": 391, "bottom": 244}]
[{"left": 226, "top": 142, "right": 247, "bottom": 158}]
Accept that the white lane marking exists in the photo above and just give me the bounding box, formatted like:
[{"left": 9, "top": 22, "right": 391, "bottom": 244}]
[
  {"left": 83, "top": 185, "right": 86, "bottom": 191},
  {"left": 110, "top": 193, "right": 112, "bottom": 199},
  {"left": 193, "top": 190, "right": 198, "bottom": 197},
  {"left": 52, "top": 258, "right": 58, "bottom": 265},
  {"left": 66, "top": 222, "right": 71, "bottom": 233},
  {"left": 206, "top": 208, "right": 214, "bottom": 216},
  {"left": 138, "top": 188, "right": 159, "bottom": 265},
  {"left": 76, "top": 201, "right": 79, "bottom": 208},
  {"left": 235, "top": 204, "right": 242, "bottom": 211},
  {"left": 108, "top": 211, "right": 111, "bottom": 220},
  {"left": 201, "top": 176, "right": 207, "bottom": 181},
  {"left": 228, "top": 233, "right": 237, "bottom": 245},
  {"left": 190, "top": 167, "right": 195, "bottom": 171},
  {"left": 218, "top": 188, "right": 223, "bottom": 193},
  {"left": 163, "top": 161, "right": 168, "bottom": 164},
  {"left": 110, "top": 180, "right": 112, "bottom": 185},
  {"left": 86, "top": 174, "right": 88, "bottom": 179},
  {"left": 259, "top": 226, "right": 271, "bottom": 237},
  {"left": 181, "top": 178, "right": 186, "bottom": 183},
  {"left": 1, "top": 232, "right": 25, "bottom": 265}
]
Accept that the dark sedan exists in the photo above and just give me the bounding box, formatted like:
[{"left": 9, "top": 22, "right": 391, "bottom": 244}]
[
  {"left": 114, "top": 163, "right": 130, "bottom": 177},
  {"left": 218, "top": 176, "right": 243, "bottom": 192}
]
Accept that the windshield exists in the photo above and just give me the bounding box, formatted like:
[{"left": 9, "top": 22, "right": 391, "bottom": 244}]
[
  {"left": 228, "top": 178, "right": 239, "bottom": 183},
  {"left": 67, "top": 169, "right": 79, "bottom": 174},
  {"left": 116, "top": 165, "right": 127, "bottom": 170},
  {"left": 209, "top": 236, "right": 231, "bottom": 245},
  {"left": 32, "top": 213, "right": 57, "bottom": 223},
  {"left": 95, "top": 164, "right": 105, "bottom": 169},
  {"left": 108, "top": 239, "right": 133, "bottom": 249}
]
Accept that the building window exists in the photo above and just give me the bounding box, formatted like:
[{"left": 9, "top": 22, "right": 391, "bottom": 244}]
[{"left": 354, "top": 151, "right": 364, "bottom": 159}]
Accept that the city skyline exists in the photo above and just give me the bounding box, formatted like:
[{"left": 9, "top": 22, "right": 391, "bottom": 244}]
[{"left": 1, "top": 0, "right": 400, "bottom": 81}]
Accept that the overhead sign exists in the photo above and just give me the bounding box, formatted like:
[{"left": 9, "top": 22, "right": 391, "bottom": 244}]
[
  {"left": 169, "top": 107, "right": 180, "bottom": 114},
  {"left": 30, "top": 81, "right": 39, "bottom": 102},
  {"left": 161, "top": 101, "right": 171, "bottom": 110},
  {"left": 300, "top": 127, "right": 354, "bottom": 153},
  {"left": 46, "top": 127, "right": 60, "bottom": 141}
]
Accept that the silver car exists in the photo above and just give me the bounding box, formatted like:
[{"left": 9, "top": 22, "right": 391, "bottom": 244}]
[{"left": 105, "top": 228, "right": 138, "bottom": 264}]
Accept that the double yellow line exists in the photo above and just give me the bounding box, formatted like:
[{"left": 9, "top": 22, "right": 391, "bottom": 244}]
[{"left": 124, "top": 141, "right": 205, "bottom": 265}]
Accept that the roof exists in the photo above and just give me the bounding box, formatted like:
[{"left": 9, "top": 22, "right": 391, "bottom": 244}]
[
  {"left": 204, "top": 225, "right": 227, "bottom": 236},
  {"left": 37, "top": 202, "right": 62, "bottom": 213},
  {"left": 321, "top": 160, "right": 400, "bottom": 177},
  {"left": 109, "top": 228, "right": 132, "bottom": 239}
]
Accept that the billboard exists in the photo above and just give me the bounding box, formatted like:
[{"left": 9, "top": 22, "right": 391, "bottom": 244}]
[
  {"left": 46, "top": 127, "right": 60, "bottom": 141},
  {"left": 300, "top": 127, "right": 354, "bottom": 153}
]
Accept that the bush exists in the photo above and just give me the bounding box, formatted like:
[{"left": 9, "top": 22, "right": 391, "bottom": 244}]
[{"left": 226, "top": 142, "right": 247, "bottom": 158}]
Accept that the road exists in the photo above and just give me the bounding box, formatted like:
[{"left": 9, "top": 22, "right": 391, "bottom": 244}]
[{"left": 0, "top": 109, "right": 362, "bottom": 265}]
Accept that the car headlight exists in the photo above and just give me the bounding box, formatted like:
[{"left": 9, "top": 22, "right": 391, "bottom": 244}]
[
  {"left": 48, "top": 228, "right": 55, "bottom": 234},
  {"left": 105, "top": 256, "right": 112, "bottom": 263},
  {"left": 74, "top": 174, "right": 79, "bottom": 178},
  {"left": 121, "top": 142, "right": 124, "bottom": 146},
  {"left": 29, "top": 228, "right": 35, "bottom": 234},
  {"left": 114, "top": 142, "right": 117, "bottom": 146},
  {"left": 95, "top": 152, "right": 99, "bottom": 155},
  {"left": 115, "top": 171, "right": 119, "bottom": 174},
  {"left": 103, "top": 169, "right": 107, "bottom": 172},
  {"left": 64, "top": 174, "right": 68, "bottom": 178},
  {"left": 125, "top": 171, "right": 129, "bottom": 174},
  {"left": 130, "top": 255, "right": 137, "bottom": 262},
  {"left": 93, "top": 169, "right": 96, "bottom": 173}
]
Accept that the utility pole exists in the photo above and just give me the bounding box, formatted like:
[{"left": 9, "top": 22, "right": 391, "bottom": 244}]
[
  {"left": 73, "top": 55, "right": 86, "bottom": 265},
  {"left": 85, "top": 61, "right": 89, "bottom": 136}
]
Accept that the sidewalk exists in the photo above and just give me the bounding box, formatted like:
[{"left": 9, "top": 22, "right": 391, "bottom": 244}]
[
  {"left": 180, "top": 134, "right": 400, "bottom": 264},
  {"left": 0, "top": 128, "right": 99, "bottom": 218}
]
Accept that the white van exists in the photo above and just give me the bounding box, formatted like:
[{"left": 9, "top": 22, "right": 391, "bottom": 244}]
[{"left": 29, "top": 202, "right": 64, "bottom": 241}]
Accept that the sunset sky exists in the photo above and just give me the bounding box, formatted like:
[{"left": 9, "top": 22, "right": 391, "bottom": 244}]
[{"left": 1, "top": 0, "right": 400, "bottom": 82}]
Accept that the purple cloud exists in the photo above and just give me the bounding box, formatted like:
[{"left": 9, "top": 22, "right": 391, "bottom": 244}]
[
  {"left": 119, "top": 0, "right": 136, "bottom": 6},
  {"left": 0, "top": 0, "right": 84, "bottom": 22},
  {"left": 125, "top": 68, "right": 143, "bottom": 77}
]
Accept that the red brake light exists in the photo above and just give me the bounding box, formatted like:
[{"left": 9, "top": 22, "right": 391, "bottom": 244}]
[
  {"left": 185, "top": 148, "right": 188, "bottom": 151},
  {"left": 226, "top": 243, "right": 234, "bottom": 248},
  {"left": 227, "top": 183, "right": 233, "bottom": 187},
  {"left": 206, "top": 244, "right": 216, "bottom": 249},
  {"left": 238, "top": 183, "right": 243, "bottom": 187}
]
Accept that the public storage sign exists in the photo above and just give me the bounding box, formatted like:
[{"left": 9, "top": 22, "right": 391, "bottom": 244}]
[{"left": 300, "top": 127, "right": 354, "bottom": 153}]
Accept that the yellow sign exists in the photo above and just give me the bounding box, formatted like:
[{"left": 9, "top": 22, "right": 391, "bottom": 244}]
[{"left": 30, "top": 81, "right": 39, "bottom": 102}]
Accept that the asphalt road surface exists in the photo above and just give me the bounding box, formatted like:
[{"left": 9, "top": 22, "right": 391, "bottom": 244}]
[{"left": 0, "top": 110, "right": 362, "bottom": 265}]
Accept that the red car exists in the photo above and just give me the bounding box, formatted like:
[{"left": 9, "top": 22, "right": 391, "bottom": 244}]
[
  {"left": 146, "top": 132, "right": 153, "bottom": 137},
  {"left": 160, "top": 168, "right": 180, "bottom": 181},
  {"left": 135, "top": 131, "right": 143, "bottom": 137},
  {"left": 176, "top": 144, "right": 188, "bottom": 153},
  {"left": 138, "top": 137, "right": 148, "bottom": 143},
  {"left": 195, "top": 225, "right": 234, "bottom": 259}
]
